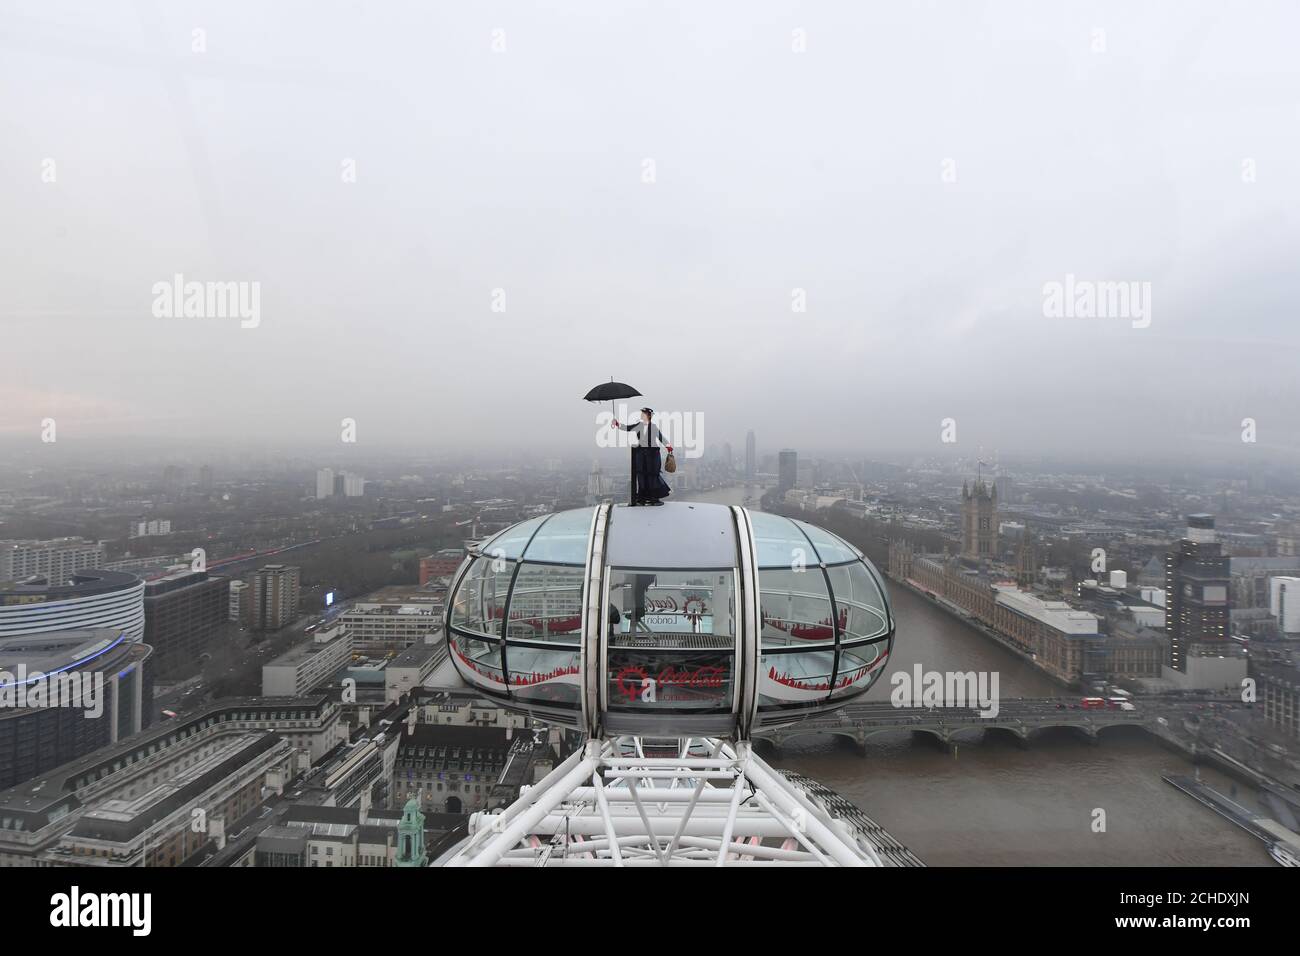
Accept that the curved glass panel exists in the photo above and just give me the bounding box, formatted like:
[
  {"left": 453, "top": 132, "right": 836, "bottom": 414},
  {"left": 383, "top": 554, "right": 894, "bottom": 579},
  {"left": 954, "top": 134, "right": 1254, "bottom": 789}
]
[
  {"left": 759, "top": 568, "right": 836, "bottom": 649},
  {"left": 505, "top": 563, "right": 583, "bottom": 708},
  {"left": 749, "top": 512, "right": 815, "bottom": 569},
  {"left": 478, "top": 515, "right": 548, "bottom": 562},
  {"left": 759, "top": 648, "right": 837, "bottom": 705},
  {"left": 606, "top": 568, "right": 736, "bottom": 714},
  {"left": 795, "top": 520, "right": 861, "bottom": 564},
  {"left": 449, "top": 632, "right": 505, "bottom": 692},
  {"left": 449, "top": 557, "right": 511, "bottom": 637},
  {"left": 522, "top": 507, "right": 594, "bottom": 564},
  {"left": 824, "top": 562, "right": 890, "bottom": 640},
  {"left": 507, "top": 648, "right": 582, "bottom": 706},
  {"left": 505, "top": 563, "right": 585, "bottom": 643},
  {"left": 830, "top": 640, "right": 889, "bottom": 698}
]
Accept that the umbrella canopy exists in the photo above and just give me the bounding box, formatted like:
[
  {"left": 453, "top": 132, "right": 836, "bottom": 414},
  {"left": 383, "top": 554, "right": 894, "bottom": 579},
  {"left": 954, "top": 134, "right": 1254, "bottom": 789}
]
[
  {"left": 582, "top": 381, "right": 641, "bottom": 403},
  {"left": 583, "top": 380, "right": 645, "bottom": 506}
]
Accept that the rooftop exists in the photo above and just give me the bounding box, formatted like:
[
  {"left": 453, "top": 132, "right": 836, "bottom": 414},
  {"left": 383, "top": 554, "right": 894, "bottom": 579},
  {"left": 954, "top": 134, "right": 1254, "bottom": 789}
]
[
  {"left": 0, "top": 627, "right": 132, "bottom": 676},
  {"left": 0, "top": 568, "right": 141, "bottom": 600},
  {"left": 994, "top": 585, "right": 1101, "bottom": 636}
]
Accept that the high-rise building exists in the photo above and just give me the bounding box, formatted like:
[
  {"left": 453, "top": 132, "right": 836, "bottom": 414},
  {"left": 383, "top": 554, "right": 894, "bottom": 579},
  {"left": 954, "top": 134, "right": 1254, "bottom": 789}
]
[
  {"left": 249, "top": 564, "right": 301, "bottom": 631},
  {"left": 316, "top": 468, "right": 365, "bottom": 499},
  {"left": 1269, "top": 576, "right": 1300, "bottom": 635},
  {"left": 961, "top": 479, "right": 998, "bottom": 559},
  {"left": 315, "top": 468, "right": 335, "bottom": 500},
  {"left": 1165, "top": 514, "right": 1231, "bottom": 673},
  {"left": 778, "top": 449, "right": 797, "bottom": 492},
  {"left": 229, "top": 579, "right": 250, "bottom": 622},
  {"left": 142, "top": 568, "right": 231, "bottom": 680},
  {"left": 745, "top": 431, "right": 756, "bottom": 478},
  {"left": 0, "top": 538, "right": 105, "bottom": 583}
]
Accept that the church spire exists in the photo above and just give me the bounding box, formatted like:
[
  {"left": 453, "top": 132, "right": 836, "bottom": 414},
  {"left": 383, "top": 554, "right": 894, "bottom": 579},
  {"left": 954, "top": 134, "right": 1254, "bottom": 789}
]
[{"left": 394, "top": 796, "right": 428, "bottom": 867}]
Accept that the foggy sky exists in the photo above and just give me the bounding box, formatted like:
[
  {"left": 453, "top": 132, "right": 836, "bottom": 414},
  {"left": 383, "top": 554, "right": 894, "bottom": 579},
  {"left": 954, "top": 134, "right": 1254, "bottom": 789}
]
[{"left": 2, "top": 1, "right": 1299, "bottom": 462}]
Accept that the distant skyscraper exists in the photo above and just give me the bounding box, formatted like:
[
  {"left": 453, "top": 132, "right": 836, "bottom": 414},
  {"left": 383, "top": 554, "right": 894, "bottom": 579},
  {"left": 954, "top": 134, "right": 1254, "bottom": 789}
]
[
  {"left": 722, "top": 442, "right": 733, "bottom": 473},
  {"left": 1269, "top": 576, "right": 1300, "bottom": 635},
  {"left": 778, "top": 450, "right": 797, "bottom": 492},
  {"left": 1165, "top": 515, "right": 1230, "bottom": 672},
  {"left": 249, "top": 564, "right": 301, "bottom": 631},
  {"left": 745, "top": 431, "right": 756, "bottom": 478},
  {"left": 961, "top": 479, "right": 998, "bottom": 559},
  {"left": 316, "top": 468, "right": 335, "bottom": 499},
  {"left": 316, "top": 468, "right": 364, "bottom": 498}
]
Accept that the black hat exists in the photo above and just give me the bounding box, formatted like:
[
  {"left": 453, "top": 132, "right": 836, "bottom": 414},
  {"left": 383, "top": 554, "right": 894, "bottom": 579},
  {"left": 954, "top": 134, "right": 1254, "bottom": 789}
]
[{"left": 640, "top": 407, "right": 654, "bottom": 416}]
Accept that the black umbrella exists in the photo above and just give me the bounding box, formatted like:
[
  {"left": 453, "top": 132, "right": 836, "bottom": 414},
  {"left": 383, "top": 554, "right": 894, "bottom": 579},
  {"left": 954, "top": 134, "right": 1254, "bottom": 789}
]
[
  {"left": 583, "top": 379, "right": 642, "bottom": 504},
  {"left": 582, "top": 380, "right": 642, "bottom": 416}
]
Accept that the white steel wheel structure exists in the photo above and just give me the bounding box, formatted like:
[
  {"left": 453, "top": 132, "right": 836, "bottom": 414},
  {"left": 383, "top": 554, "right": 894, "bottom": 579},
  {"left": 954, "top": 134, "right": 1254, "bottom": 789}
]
[{"left": 441, "top": 501, "right": 898, "bottom": 867}]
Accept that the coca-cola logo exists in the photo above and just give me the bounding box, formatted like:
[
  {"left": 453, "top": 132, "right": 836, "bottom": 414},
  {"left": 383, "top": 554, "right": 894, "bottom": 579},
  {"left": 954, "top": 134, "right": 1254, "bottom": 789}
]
[
  {"left": 616, "top": 666, "right": 649, "bottom": 701},
  {"left": 657, "top": 665, "right": 724, "bottom": 688},
  {"left": 642, "top": 595, "right": 710, "bottom": 615},
  {"left": 615, "top": 664, "right": 727, "bottom": 701}
]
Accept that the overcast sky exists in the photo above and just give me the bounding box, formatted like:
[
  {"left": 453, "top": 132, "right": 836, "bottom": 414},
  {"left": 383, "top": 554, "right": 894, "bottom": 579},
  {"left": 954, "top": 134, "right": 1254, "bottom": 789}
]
[{"left": 2, "top": 1, "right": 1298, "bottom": 462}]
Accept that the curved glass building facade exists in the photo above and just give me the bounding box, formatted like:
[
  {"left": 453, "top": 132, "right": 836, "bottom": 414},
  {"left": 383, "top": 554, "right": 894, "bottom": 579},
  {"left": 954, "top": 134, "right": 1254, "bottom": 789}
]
[
  {"left": 446, "top": 502, "right": 893, "bottom": 738},
  {"left": 0, "top": 570, "right": 145, "bottom": 643}
]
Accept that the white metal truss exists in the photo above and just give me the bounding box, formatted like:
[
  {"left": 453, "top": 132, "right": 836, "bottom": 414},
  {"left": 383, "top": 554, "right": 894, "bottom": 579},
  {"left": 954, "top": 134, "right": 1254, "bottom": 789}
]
[{"left": 440, "top": 736, "right": 882, "bottom": 867}]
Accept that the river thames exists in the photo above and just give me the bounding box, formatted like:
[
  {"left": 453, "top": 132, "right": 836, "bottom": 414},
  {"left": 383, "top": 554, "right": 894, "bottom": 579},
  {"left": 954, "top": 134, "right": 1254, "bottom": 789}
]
[{"left": 683, "top": 483, "right": 1268, "bottom": 865}]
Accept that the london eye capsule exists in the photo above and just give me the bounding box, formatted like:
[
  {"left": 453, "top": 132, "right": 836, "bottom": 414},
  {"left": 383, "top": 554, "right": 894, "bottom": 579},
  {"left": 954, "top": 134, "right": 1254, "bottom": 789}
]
[{"left": 445, "top": 501, "right": 894, "bottom": 740}]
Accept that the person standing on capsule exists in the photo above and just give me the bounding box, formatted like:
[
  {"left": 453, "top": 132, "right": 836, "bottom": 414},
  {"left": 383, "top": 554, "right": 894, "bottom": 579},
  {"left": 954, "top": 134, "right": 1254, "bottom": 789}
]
[{"left": 611, "top": 407, "right": 673, "bottom": 506}]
